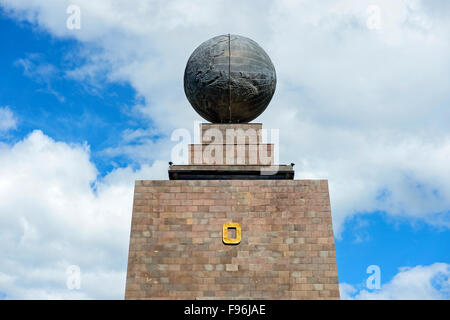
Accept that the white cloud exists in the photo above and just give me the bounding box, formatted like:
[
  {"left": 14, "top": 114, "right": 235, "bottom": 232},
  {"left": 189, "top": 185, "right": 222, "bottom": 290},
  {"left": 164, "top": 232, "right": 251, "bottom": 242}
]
[
  {"left": 14, "top": 54, "right": 65, "bottom": 102},
  {"left": 0, "top": 130, "right": 166, "bottom": 299},
  {"left": 14, "top": 54, "right": 58, "bottom": 82},
  {"left": 2, "top": 0, "right": 448, "bottom": 234},
  {"left": 341, "top": 263, "right": 450, "bottom": 299},
  {"left": 0, "top": 107, "right": 17, "bottom": 132}
]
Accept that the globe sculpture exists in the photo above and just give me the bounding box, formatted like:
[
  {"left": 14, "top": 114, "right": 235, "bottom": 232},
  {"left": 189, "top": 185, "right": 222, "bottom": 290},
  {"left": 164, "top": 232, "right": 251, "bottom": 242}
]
[{"left": 184, "top": 34, "right": 277, "bottom": 123}]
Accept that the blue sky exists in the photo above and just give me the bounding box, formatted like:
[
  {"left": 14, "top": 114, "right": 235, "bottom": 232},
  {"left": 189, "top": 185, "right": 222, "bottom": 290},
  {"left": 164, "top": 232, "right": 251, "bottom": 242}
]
[
  {"left": 0, "top": 13, "right": 142, "bottom": 174},
  {"left": 0, "top": 0, "right": 449, "bottom": 299}
]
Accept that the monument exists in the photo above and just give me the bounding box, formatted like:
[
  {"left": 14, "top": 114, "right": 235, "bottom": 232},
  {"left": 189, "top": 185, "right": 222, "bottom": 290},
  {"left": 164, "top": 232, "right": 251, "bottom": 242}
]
[{"left": 125, "top": 34, "right": 340, "bottom": 299}]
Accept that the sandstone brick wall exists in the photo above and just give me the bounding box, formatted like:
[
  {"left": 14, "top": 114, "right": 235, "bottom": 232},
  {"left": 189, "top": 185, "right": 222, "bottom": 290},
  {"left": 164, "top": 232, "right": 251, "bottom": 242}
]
[
  {"left": 125, "top": 179, "right": 339, "bottom": 300},
  {"left": 189, "top": 144, "right": 274, "bottom": 165},
  {"left": 200, "top": 123, "right": 263, "bottom": 144},
  {"left": 189, "top": 123, "right": 274, "bottom": 165}
]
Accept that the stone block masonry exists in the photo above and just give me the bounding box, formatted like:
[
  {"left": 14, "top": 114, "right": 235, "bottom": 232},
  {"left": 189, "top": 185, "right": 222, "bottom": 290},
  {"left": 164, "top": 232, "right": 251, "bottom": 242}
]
[
  {"left": 189, "top": 123, "right": 274, "bottom": 166},
  {"left": 125, "top": 179, "right": 339, "bottom": 300}
]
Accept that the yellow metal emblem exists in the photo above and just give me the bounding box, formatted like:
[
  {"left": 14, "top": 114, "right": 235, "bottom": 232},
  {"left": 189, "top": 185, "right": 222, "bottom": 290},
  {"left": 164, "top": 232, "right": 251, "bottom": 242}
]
[{"left": 222, "top": 222, "right": 241, "bottom": 245}]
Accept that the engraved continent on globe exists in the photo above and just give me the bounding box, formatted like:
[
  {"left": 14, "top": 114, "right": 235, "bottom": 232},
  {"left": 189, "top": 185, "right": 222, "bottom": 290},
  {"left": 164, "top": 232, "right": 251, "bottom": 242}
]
[{"left": 184, "top": 34, "right": 277, "bottom": 123}]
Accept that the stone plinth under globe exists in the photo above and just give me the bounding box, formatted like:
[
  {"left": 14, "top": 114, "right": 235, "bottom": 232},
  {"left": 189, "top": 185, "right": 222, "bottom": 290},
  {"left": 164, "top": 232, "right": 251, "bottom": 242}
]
[{"left": 184, "top": 34, "right": 277, "bottom": 123}]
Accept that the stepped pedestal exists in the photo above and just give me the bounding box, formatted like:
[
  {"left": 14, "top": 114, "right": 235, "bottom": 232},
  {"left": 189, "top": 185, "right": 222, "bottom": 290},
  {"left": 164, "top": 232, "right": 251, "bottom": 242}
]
[{"left": 125, "top": 123, "right": 339, "bottom": 299}]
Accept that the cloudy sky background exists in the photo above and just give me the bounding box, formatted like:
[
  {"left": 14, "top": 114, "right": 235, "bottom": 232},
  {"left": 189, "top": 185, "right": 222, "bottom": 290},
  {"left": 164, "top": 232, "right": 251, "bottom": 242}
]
[{"left": 0, "top": 0, "right": 449, "bottom": 299}]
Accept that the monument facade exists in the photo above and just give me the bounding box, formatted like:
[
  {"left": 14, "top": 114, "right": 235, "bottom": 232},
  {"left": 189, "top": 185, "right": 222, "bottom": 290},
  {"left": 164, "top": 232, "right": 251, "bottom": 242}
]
[{"left": 125, "top": 34, "right": 339, "bottom": 299}]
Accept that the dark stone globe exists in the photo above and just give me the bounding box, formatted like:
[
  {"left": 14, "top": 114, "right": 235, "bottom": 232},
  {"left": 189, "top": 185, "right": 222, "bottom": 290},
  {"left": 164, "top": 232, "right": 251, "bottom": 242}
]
[{"left": 184, "top": 34, "right": 276, "bottom": 123}]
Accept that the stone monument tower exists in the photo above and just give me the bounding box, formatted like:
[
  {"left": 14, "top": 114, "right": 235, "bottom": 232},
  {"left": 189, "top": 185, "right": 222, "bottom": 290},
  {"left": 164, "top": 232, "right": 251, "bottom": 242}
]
[{"left": 125, "top": 34, "right": 340, "bottom": 299}]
